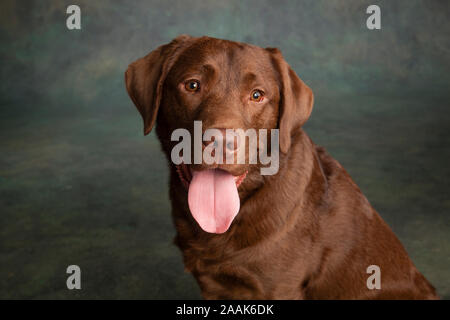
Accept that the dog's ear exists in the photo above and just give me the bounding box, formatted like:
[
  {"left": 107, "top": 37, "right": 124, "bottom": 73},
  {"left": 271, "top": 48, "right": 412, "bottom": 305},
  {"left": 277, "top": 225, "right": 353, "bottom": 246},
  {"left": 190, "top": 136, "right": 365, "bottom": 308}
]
[
  {"left": 125, "top": 35, "right": 193, "bottom": 135},
  {"left": 267, "top": 48, "right": 314, "bottom": 154}
]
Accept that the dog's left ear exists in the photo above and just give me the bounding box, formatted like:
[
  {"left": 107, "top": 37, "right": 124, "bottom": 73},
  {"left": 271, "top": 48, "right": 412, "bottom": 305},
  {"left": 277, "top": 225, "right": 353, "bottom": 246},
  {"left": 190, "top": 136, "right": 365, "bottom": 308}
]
[
  {"left": 267, "top": 48, "right": 314, "bottom": 154},
  {"left": 125, "top": 35, "right": 193, "bottom": 135}
]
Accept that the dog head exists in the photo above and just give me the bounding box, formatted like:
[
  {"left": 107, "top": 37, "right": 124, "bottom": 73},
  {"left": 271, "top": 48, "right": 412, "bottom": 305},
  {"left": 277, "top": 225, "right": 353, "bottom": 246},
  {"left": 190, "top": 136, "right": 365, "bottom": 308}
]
[{"left": 125, "top": 35, "right": 313, "bottom": 233}]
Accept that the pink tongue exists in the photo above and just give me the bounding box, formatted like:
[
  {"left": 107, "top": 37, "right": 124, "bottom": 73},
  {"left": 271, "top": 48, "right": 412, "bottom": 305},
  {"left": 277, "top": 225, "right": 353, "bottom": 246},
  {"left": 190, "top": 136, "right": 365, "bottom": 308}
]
[{"left": 188, "top": 169, "right": 240, "bottom": 234}]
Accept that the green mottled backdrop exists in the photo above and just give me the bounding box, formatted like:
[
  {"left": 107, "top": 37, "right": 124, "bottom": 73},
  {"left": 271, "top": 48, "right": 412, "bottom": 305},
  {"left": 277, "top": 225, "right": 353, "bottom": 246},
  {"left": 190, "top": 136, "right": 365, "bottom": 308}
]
[{"left": 0, "top": 0, "right": 449, "bottom": 299}]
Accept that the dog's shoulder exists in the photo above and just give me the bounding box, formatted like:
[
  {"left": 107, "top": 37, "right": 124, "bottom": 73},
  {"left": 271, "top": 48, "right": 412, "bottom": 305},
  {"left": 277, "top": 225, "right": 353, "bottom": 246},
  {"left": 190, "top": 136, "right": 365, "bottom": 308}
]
[
  {"left": 313, "top": 144, "right": 373, "bottom": 217},
  {"left": 313, "top": 145, "right": 343, "bottom": 180}
]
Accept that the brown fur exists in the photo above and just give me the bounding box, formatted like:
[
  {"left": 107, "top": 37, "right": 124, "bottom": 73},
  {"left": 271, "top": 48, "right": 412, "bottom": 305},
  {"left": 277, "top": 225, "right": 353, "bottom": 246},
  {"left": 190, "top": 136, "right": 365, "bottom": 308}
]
[{"left": 125, "top": 35, "right": 438, "bottom": 299}]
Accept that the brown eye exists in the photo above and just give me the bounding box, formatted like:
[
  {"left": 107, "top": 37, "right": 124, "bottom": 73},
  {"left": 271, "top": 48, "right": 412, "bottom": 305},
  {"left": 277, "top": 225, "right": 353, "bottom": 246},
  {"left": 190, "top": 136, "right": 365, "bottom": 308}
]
[
  {"left": 185, "top": 80, "right": 200, "bottom": 92},
  {"left": 250, "top": 89, "right": 264, "bottom": 102}
]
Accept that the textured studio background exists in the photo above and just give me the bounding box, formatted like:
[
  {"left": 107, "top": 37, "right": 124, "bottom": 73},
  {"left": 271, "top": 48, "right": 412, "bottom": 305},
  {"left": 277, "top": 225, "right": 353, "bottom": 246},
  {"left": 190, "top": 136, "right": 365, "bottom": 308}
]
[{"left": 0, "top": 0, "right": 449, "bottom": 299}]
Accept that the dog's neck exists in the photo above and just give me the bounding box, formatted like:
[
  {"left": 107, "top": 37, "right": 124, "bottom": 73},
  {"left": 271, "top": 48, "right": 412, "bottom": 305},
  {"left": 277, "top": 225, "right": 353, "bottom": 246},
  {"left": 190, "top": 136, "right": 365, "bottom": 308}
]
[{"left": 232, "top": 129, "right": 327, "bottom": 241}]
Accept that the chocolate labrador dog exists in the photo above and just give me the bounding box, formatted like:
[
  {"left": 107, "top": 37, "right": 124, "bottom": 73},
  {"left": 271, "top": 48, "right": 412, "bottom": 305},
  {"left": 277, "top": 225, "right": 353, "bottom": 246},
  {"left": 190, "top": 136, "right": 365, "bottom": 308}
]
[{"left": 125, "top": 35, "right": 438, "bottom": 299}]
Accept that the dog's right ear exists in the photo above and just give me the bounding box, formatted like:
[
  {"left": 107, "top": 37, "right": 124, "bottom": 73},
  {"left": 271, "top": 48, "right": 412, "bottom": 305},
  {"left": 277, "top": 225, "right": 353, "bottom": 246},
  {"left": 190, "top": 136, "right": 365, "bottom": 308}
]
[
  {"left": 266, "top": 47, "right": 314, "bottom": 154},
  {"left": 125, "top": 35, "right": 193, "bottom": 135}
]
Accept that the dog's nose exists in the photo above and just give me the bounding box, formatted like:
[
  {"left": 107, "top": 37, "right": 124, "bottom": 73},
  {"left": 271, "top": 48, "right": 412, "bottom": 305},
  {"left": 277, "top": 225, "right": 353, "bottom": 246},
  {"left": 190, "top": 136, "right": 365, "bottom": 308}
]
[{"left": 203, "top": 129, "right": 240, "bottom": 153}]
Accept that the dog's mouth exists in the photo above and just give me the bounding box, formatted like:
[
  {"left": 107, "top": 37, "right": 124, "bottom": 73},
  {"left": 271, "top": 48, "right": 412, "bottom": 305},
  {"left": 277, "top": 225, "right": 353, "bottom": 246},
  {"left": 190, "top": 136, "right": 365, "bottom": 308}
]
[{"left": 176, "top": 163, "right": 247, "bottom": 234}]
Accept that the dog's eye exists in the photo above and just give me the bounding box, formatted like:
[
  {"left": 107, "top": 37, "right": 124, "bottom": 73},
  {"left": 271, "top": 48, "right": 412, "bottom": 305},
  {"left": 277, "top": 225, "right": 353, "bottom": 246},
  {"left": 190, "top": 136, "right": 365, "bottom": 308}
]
[
  {"left": 185, "top": 80, "right": 200, "bottom": 92},
  {"left": 250, "top": 89, "right": 264, "bottom": 102}
]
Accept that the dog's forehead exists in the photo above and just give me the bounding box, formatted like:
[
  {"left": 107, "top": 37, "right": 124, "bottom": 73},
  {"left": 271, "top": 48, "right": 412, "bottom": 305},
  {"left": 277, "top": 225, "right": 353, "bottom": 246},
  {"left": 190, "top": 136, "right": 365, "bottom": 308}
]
[{"left": 172, "top": 38, "right": 273, "bottom": 76}]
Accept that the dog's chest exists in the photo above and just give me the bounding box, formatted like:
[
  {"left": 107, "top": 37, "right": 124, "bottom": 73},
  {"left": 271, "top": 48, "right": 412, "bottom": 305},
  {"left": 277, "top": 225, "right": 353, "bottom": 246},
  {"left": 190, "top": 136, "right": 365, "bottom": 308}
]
[{"left": 179, "top": 239, "right": 306, "bottom": 299}]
